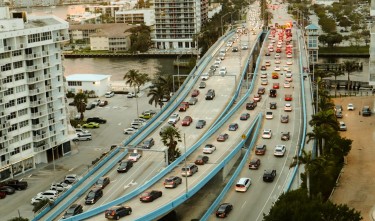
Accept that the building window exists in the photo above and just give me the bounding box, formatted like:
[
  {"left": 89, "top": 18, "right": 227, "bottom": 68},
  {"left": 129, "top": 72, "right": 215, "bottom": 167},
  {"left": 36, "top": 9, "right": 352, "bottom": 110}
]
[
  {"left": 68, "top": 81, "right": 82, "bottom": 86},
  {"left": 15, "top": 73, "right": 25, "bottom": 81},
  {"left": 5, "top": 99, "right": 15, "bottom": 108},
  {"left": 10, "top": 147, "right": 20, "bottom": 156},
  {"left": 16, "top": 85, "right": 26, "bottom": 93},
  {"left": 2, "top": 76, "right": 12, "bottom": 84},
  {"left": 12, "top": 50, "right": 22, "bottom": 56},
  {"left": 41, "top": 31, "right": 52, "bottom": 41},
  {"left": 7, "top": 112, "right": 16, "bottom": 120},
  {"left": 28, "top": 33, "right": 41, "bottom": 43},
  {"left": 19, "top": 120, "right": 29, "bottom": 128},
  {"left": 1, "top": 63, "right": 11, "bottom": 72},
  {"left": 17, "top": 97, "right": 27, "bottom": 104},
  {"left": 8, "top": 124, "right": 18, "bottom": 132},
  {"left": 18, "top": 108, "right": 28, "bottom": 116},
  {"left": 0, "top": 52, "right": 10, "bottom": 59},
  {"left": 22, "top": 143, "right": 31, "bottom": 150},
  {"left": 4, "top": 88, "right": 14, "bottom": 96}
]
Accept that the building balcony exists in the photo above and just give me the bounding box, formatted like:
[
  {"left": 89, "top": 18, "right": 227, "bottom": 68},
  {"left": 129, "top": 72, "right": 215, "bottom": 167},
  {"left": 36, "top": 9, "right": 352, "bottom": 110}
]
[
  {"left": 29, "top": 88, "right": 45, "bottom": 96},
  {"left": 34, "top": 144, "right": 48, "bottom": 152},
  {"left": 31, "top": 110, "right": 48, "bottom": 118},
  {"left": 27, "top": 76, "right": 44, "bottom": 84},
  {"left": 0, "top": 148, "right": 9, "bottom": 156},
  {"left": 33, "top": 133, "right": 48, "bottom": 142},
  {"left": 30, "top": 99, "right": 47, "bottom": 107},
  {"left": 54, "top": 35, "right": 69, "bottom": 42},
  {"left": 0, "top": 122, "right": 10, "bottom": 129},
  {"left": 32, "top": 123, "right": 47, "bottom": 130}
]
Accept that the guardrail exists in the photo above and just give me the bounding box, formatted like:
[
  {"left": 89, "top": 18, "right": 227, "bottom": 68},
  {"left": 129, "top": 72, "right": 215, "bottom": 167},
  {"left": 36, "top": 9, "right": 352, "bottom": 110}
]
[
  {"left": 32, "top": 147, "right": 121, "bottom": 221},
  {"left": 136, "top": 113, "right": 263, "bottom": 221},
  {"left": 200, "top": 113, "right": 263, "bottom": 220},
  {"left": 284, "top": 28, "right": 308, "bottom": 192}
]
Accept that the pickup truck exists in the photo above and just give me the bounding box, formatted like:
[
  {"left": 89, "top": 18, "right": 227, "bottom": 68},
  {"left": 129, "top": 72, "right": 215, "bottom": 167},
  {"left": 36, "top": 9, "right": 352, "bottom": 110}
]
[{"left": 1, "top": 179, "right": 28, "bottom": 190}]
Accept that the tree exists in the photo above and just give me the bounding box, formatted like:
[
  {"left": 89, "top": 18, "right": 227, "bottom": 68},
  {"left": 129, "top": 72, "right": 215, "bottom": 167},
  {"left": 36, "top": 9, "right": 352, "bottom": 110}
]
[
  {"left": 319, "top": 16, "right": 336, "bottom": 34},
  {"left": 327, "top": 69, "right": 344, "bottom": 97},
  {"left": 147, "top": 84, "right": 165, "bottom": 108},
  {"left": 128, "top": 24, "right": 152, "bottom": 52},
  {"left": 32, "top": 198, "right": 51, "bottom": 213},
  {"left": 74, "top": 93, "right": 87, "bottom": 121},
  {"left": 123, "top": 69, "right": 140, "bottom": 95},
  {"left": 136, "top": 73, "right": 150, "bottom": 92},
  {"left": 338, "top": 16, "right": 352, "bottom": 31},
  {"left": 342, "top": 60, "right": 358, "bottom": 89},
  {"left": 160, "top": 126, "right": 182, "bottom": 164}
]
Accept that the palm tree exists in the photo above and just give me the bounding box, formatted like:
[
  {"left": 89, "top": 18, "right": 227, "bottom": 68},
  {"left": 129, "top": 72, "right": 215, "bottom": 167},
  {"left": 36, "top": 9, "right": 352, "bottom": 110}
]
[
  {"left": 307, "top": 125, "right": 337, "bottom": 156},
  {"left": 136, "top": 73, "right": 150, "bottom": 93},
  {"left": 327, "top": 69, "right": 344, "bottom": 97},
  {"left": 160, "top": 126, "right": 182, "bottom": 164},
  {"left": 74, "top": 93, "right": 87, "bottom": 121},
  {"left": 289, "top": 150, "right": 317, "bottom": 195},
  {"left": 147, "top": 84, "right": 165, "bottom": 108},
  {"left": 309, "top": 109, "right": 339, "bottom": 131},
  {"left": 123, "top": 69, "right": 140, "bottom": 95},
  {"left": 342, "top": 61, "right": 358, "bottom": 89}
]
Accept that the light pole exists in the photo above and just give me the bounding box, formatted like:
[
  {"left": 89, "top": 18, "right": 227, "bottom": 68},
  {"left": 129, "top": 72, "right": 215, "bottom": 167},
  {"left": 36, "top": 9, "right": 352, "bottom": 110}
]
[
  {"left": 183, "top": 133, "right": 188, "bottom": 196},
  {"left": 177, "top": 54, "right": 183, "bottom": 90},
  {"left": 221, "top": 12, "right": 231, "bottom": 36}
]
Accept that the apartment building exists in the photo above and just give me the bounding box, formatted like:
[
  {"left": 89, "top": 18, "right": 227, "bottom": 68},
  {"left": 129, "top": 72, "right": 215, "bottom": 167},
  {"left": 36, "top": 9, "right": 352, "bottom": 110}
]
[
  {"left": 0, "top": 7, "right": 71, "bottom": 181},
  {"left": 370, "top": 0, "right": 375, "bottom": 84},
  {"left": 115, "top": 9, "right": 155, "bottom": 26},
  {"left": 153, "top": 0, "right": 208, "bottom": 50}
]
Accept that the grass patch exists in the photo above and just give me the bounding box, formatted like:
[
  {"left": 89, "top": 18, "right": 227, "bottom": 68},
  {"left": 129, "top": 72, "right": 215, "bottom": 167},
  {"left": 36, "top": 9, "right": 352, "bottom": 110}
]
[{"left": 319, "top": 46, "right": 369, "bottom": 54}]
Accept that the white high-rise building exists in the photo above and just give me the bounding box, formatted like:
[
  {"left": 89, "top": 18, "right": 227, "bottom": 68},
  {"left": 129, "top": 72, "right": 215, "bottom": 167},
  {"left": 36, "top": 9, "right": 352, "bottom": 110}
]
[
  {"left": 0, "top": 7, "right": 71, "bottom": 181},
  {"left": 369, "top": 0, "right": 375, "bottom": 85}
]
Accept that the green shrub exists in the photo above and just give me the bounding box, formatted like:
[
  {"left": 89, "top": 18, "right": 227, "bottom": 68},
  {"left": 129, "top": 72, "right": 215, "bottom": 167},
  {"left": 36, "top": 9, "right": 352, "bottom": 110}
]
[{"left": 66, "top": 91, "right": 75, "bottom": 98}]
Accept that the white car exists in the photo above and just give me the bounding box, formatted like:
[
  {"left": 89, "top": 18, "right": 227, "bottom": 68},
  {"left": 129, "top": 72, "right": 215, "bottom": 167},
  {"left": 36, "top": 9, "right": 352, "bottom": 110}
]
[
  {"left": 262, "top": 129, "right": 272, "bottom": 139},
  {"left": 50, "top": 182, "right": 72, "bottom": 192},
  {"left": 269, "top": 48, "right": 274, "bottom": 52},
  {"left": 201, "top": 73, "right": 210, "bottom": 80},
  {"left": 132, "top": 118, "right": 147, "bottom": 124},
  {"left": 347, "top": 103, "right": 355, "bottom": 110},
  {"left": 275, "top": 59, "right": 281, "bottom": 64},
  {"left": 31, "top": 195, "right": 52, "bottom": 205},
  {"left": 274, "top": 66, "right": 281, "bottom": 71},
  {"left": 261, "top": 78, "right": 268, "bottom": 85},
  {"left": 64, "top": 174, "right": 80, "bottom": 184},
  {"left": 265, "top": 111, "right": 273, "bottom": 119},
  {"left": 105, "top": 91, "right": 115, "bottom": 98},
  {"left": 215, "top": 58, "right": 221, "bottom": 64},
  {"left": 128, "top": 151, "right": 142, "bottom": 162},
  {"left": 260, "top": 72, "right": 267, "bottom": 78},
  {"left": 36, "top": 190, "right": 59, "bottom": 201},
  {"left": 286, "top": 60, "right": 293, "bottom": 65},
  {"left": 235, "top": 177, "right": 251, "bottom": 192},
  {"left": 127, "top": 92, "right": 136, "bottom": 98},
  {"left": 287, "top": 53, "right": 293, "bottom": 58},
  {"left": 219, "top": 67, "right": 227, "bottom": 76},
  {"left": 203, "top": 144, "right": 216, "bottom": 154},
  {"left": 284, "top": 103, "right": 292, "bottom": 112},
  {"left": 226, "top": 41, "right": 233, "bottom": 47},
  {"left": 285, "top": 75, "right": 293, "bottom": 82},
  {"left": 168, "top": 113, "right": 180, "bottom": 124},
  {"left": 124, "top": 128, "right": 138, "bottom": 135},
  {"left": 274, "top": 145, "right": 286, "bottom": 157},
  {"left": 241, "top": 44, "right": 248, "bottom": 50},
  {"left": 283, "top": 65, "right": 289, "bottom": 71},
  {"left": 284, "top": 81, "right": 291, "bottom": 88},
  {"left": 75, "top": 128, "right": 89, "bottom": 134}
]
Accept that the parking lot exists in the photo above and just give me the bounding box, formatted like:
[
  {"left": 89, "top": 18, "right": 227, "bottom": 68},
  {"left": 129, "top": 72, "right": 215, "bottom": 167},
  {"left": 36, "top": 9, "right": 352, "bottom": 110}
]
[{"left": 2, "top": 89, "right": 157, "bottom": 221}]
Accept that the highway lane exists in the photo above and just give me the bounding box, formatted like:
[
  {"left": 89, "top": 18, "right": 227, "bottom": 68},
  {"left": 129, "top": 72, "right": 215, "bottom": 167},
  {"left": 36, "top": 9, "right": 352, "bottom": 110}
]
[
  {"left": 51, "top": 28, "right": 261, "bottom": 220},
  {"left": 208, "top": 16, "right": 305, "bottom": 221}
]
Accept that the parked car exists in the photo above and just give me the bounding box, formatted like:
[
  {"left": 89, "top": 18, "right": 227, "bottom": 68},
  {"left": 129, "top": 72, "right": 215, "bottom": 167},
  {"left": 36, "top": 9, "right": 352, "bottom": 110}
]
[
  {"left": 284, "top": 103, "right": 292, "bottom": 112},
  {"left": 191, "top": 89, "right": 200, "bottom": 97},
  {"left": 189, "top": 97, "right": 198, "bottom": 105},
  {"left": 95, "top": 177, "right": 110, "bottom": 189},
  {"left": 270, "top": 102, "right": 277, "bottom": 109},
  {"left": 50, "top": 182, "right": 71, "bottom": 192},
  {"left": 179, "top": 101, "right": 190, "bottom": 111},
  {"left": 0, "top": 191, "right": 6, "bottom": 199},
  {"left": 117, "top": 160, "right": 133, "bottom": 173},
  {"left": 86, "top": 117, "right": 107, "bottom": 124},
  {"left": 196, "top": 120, "right": 206, "bottom": 129},
  {"left": 0, "top": 186, "right": 15, "bottom": 195},
  {"left": 36, "top": 190, "right": 59, "bottom": 200},
  {"left": 347, "top": 103, "right": 355, "bottom": 111},
  {"left": 195, "top": 155, "right": 209, "bottom": 165},
  {"left": 85, "top": 187, "right": 103, "bottom": 205},
  {"left": 0, "top": 179, "right": 28, "bottom": 190},
  {"left": 362, "top": 106, "right": 372, "bottom": 116},
  {"left": 168, "top": 113, "right": 180, "bottom": 124},
  {"left": 203, "top": 144, "right": 216, "bottom": 154},
  {"left": 263, "top": 170, "right": 276, "bottom": 182},
  {"left": 281, "top": 115, "right": 289, "bottom": 123},
  {"left": 85, "top": 103, "right": 95, "bottom": 110},
  {"left": 124, "top": 128, "right": 138, "bottom": 135},
  {"left": 262, "top": 129, "right": 272, "bottom": 139},
  {"left": 228, "top": 123, "right": 239, "bottom": 131},
  {"left": 199, "top": 81, "right": 206, "bottom": 89},
  {"left": 31, "top": 195, "right": 50, "bottom": 205},
  {"left": 98, "top": 100, "right": 108, "bottom": 107},
  {"left": 249, "top": 158, "right": 261, "bottom": 169},
  {"left": 139, "top": 190, "right": 162, "bottom": 202},
  {"left": 257, "top": 87, "right": 265, "bottom": 95},
  {"left": 205, "top": 89, "right": 216, "bottom": 100},
  {"left": 64, "top": 174, "right": 80, "bottom": 184},
  {"left": 216, "top": 203, "right": 233, "bottom": 218},
  {"left": 104, "top": 206, "right": 132, "bottom": 220},
  {"left": 164, "top": 176, "right": 182, "bottom": 188},
  {"left": 82, "top": 122, "right": 100, "bottom": 128},
  {"left": 339, "top": 121, "right": 347, "bottom": 131},
  {"left": 105, "top": 91, "right": 115, "bottom": 98},
  {"left": 63, "top": 204, "right": 83, "bottom": 219}
]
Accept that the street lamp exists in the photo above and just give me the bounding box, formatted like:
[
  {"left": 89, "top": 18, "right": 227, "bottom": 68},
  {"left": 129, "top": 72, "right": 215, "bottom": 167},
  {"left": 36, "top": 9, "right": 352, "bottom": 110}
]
[
  {"left": 183, "top": 133, "right": 188, "bottom": 196},
  {"left": 177, "top": 54, "right": 183, "bottom": 90},
  {"left": 221, "top": 12, "right": 231, "bottom": 36}
]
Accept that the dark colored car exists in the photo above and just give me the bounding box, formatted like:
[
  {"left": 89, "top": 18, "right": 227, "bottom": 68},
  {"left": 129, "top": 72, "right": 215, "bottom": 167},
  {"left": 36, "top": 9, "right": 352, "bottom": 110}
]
[
  {"left": 95, "top": 177, "right": 110, "bottom": 189},
  {"left": 240, "top": 113, "right": 250, "bottom": 120},
  {"left": 232, "top": 47, "right": 238, "bottom": 52},
  {"left": 362, "top": 106, "right": 372, "bottom": 116},
  {"left": 216, "top": 203, "right": 233, "bottom": 218},
  {"left": 0, "top": 186, "right": 15, "bottom": 195},
  {"left": 86, "top": 117, "right": 107, "bottom": 124},
  {"left": 217, "top": 133, "right": 229, "bottom": 142},
  {"left": 0, "top": 179, "right": 28, "bottom": 190},
  {"left": 270, "top": 102, "right": 277, "bottom": 109},
  {"left": 117, "top": 160, "right": 133, "bottom": 173},
  {"left": 228, "top": 123, "right": 239, "bottom": 131},
  {"left": 265, "top": 52, "right": 270, "bottom": 56},
  {"left": 263, "top": 170, "right": 277, "bottom": 182},
  {"left": 142, "top": 138, "right": 155, "bottom": 149},
  {"left": 139, "top": 190, "right": 162, "bottom": 202},
  {"left": 196, "top": 120, "right": 206, "bottom": 129},
  {"left": 195, "top": 155, "right": 209, "bottom": 165},
  {"left": 269, "top": 89, "right": 277, "bottom": 98},
  {"left": 205, "top": 89, "right": 215, "bottom": 100},
  {"left": 249, "top": 158, "right": 261, "bottom": 169},
  {"left": 86, "top": 103, "right": 95, "bottom": 110},
  {"left": 255, "top": 144, "right": 266, "bottom": 155},
  {"left": 105, "top": 206, "right": 132, "bottom": 220},
  {"left": 281, "top": 132, "right": 290, "bottom": 141},
  {"left": 164, "top": 176, "right": 182, "bottom": 188},
  {"left": 281, "top": 115, "right": 289, "bottom": 123},
  {"left": 63, "top": 204, "right": 83, "bottom": 219},
  {"left": 257, "top": 87, "right": 265, "bottom": 95},
  {"left": 191, "top": 89, "right": 200, "bottom": 97},
  {"left": 85, "top": 187, "right": 103, "bottom": 205},
  {"left": 246, "top": 101, "right": 257, "bottom": 110}
]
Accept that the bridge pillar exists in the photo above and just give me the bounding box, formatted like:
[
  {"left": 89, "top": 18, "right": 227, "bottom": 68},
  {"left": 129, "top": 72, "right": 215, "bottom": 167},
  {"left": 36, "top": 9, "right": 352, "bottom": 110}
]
[{"left": 221, "top": 148, "right": 243, "bottom": 181}]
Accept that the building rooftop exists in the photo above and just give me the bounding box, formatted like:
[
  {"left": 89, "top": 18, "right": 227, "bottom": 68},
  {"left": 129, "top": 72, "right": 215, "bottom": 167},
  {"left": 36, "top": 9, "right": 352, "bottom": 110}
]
[
  {"left": 305, "top": 24, "right": 319, "bottom": 30},
  {"left": 66, "top": 74, "right": 111, "bottom": 82},
  {"left": 69, "top": 23, "right": 133, "bottom": 38}
]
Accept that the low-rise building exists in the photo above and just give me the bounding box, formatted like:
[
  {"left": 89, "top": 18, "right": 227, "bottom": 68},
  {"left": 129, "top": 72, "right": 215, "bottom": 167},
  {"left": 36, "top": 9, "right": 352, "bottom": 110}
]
[
  {"left": 115, "top": 9, "right": 155, "bottom": 26},
  {"left": 66, "top": 74, "right": 112, "bottom": 97}
]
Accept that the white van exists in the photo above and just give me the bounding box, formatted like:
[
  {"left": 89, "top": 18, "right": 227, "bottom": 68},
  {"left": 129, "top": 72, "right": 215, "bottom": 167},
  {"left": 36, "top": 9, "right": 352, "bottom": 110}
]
[
  {"left": 73, "top": 133, "right": 92, "bottom": 141},
  {"left": 235, "top": 177, "right": 251, "bottom": 192}
]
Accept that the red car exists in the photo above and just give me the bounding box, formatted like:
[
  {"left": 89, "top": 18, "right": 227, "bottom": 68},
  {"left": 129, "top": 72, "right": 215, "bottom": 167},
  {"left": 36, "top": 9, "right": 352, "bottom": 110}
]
[
  {"left": 181, "top": 116, "right": 193, "bottom": 126},
  {"left": 139, "top": 190, "right": 162, "bottom": 202},
  {"left": 285, "top": 94, "right": 293, "bottom": 101},
  {"left": 217, "top": 133, "right": 229, "bottom": 142},
  {"left": 179, "top": 102, "right": 189, "bottom": 112},
  {"left": 191, "top": 89, "right": 200, "bottom": 97},
  {"left": 276, "top": 48, "right": 281, "bottom": 53},
  {"left": 273, "top": 83, "right": 280, "bottom": 89},
  {"left": 255, "top": 144, "right": 267, "bottom": 155},
  {"left": 0, "top": 191, "right": 6, "bottom": 199}
]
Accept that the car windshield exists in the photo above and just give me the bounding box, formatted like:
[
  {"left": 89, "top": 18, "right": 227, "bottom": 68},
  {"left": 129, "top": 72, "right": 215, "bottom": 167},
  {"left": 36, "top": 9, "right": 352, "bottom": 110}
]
[
  {"left": 130, "top": 153, "right": 138, "bottom": 157},
  {"left": 256, "top": 146, "right": 263, "bottom": 150},
  {"left": 88, "top": 192, "right": 96, "bottom": 197},
  {"left": 141, "top": 192, "right": 150, "bottom": 197},
  {"left": 66, "top": 207, "right": 76, "bottom": 214},
  {"left": 96, "top": 179, "right": 103, "bottom": 184}
]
